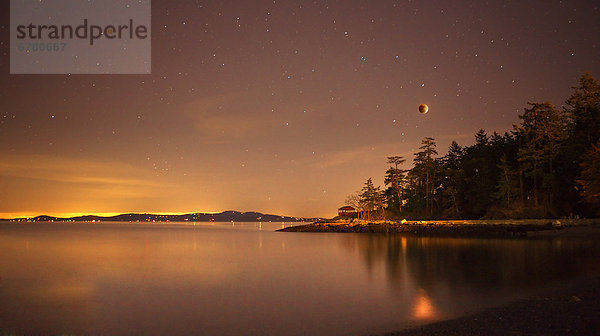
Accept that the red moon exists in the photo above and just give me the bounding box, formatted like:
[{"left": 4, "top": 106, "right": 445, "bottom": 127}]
[{"left": 419, "top": 104, "right": 429, "bottom": 114}]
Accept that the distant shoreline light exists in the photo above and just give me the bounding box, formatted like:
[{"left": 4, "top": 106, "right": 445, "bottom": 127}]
[{"left": 0, "top": 211, "right": 224, "bottom": 219}]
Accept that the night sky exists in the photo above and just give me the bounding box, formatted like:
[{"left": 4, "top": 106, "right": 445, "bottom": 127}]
[{"left": 1, "top": 0, "right": 599, "bottom": 218}]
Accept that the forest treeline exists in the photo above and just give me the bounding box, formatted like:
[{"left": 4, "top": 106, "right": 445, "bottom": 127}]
[{"left": 346, "top": 73, "right": 600, "bottom": 220}]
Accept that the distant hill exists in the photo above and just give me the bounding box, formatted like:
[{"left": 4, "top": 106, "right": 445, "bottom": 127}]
[{"left": 2, "top": 211, "right": 322, "bottom": 223}]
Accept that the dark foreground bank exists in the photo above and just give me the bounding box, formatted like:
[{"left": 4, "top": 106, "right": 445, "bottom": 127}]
[
  {"left": 278, "top": 220, "right": 600, "bottom": 238},
  {"left": 383, "top": 275, "right": 600, "bottom": 336}
]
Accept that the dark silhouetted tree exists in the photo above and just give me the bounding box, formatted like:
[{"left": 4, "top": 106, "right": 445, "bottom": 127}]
[
  {"left": 366, "top": 72, "right": 599, "bottom": 220},
  {"left": 384, "top": 156, "right": 406, "bottom": 215},
  {"left": 495, "top": 154, "right": 519, "bottom": 210},
  {"left": 560, "top": 73, "right": 600, "bottom": 215},
  {"left": 515, "top": 102, "right": 567, "bottom": 213},
  {"left": 439, "top": 141, "right": 464, "bottom": 218},
  {"left": 411, "top": 137, "right": 438, "bottom": 217},
  {"left": 566, "top": 72, "right": 600, "bottom": 153},
  {"left": 359, "top": 178, "right": 384, "bottom": 220},
  {"left": 577, "top": 140, "right": 600, "bottom": 211}
]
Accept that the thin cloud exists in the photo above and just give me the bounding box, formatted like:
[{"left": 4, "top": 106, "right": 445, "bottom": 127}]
[
  {"left": 310, "top": 143, "right": 413, "bottom": 169},
  {"left": 0, "top": 154, "right": 170, "bottom": 189},
  {"left": 180, "top": 91, "right": 275, "bottom": 144}
]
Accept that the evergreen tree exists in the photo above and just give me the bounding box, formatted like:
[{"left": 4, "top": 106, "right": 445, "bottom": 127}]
[
  {"left": 439, "top": 141, "right": 464, "bottom": 218},
  {"left": 412, "top": 137, "right": 438, "bottom": 217},
  {"left": 384, "top": 156, "right": 406, "bottom": 215},
  {"left": 461, "top": 130, "right": 499, "bottom": 218},
  {"left": 367, "top": 72, "right": 599, "bottom": 220},
  {"left": 577, "top": 140, "right": 600, "bottom": 211},
  {"left": 565, "top": 72, "right": 600, "bottom": 153},
  {"left": 359, "top": 178, "right": 384, "bottom": 220},
  {"left": 495, "top": 154, "right": 519, "bottom": 210},
  {"left": 561, "top": 73, "right": 600, "bottom": 215},
  {"left": 515, "top": 102, "right": 567, "bottom": 213},
  {"left": 474, "top": 129, "right": 489, "bottom": 146}
]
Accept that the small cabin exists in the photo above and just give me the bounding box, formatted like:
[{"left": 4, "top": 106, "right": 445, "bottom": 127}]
[{"left": 338, "top": 206, "right": 358, "bottom": 217}]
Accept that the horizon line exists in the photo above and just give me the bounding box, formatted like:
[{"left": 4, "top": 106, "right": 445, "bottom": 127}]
[{"left": 0, "top": 210, "right": 324, "bottom": 220}]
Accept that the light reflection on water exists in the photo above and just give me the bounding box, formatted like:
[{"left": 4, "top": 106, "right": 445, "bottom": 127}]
[{"left": 0, "top": 222, "right": 599, "bottom": 335}]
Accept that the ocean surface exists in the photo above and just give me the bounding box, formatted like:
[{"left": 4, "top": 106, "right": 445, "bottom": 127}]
[{"left": 1, "top": 221, "right": 599, "bottom": 335}]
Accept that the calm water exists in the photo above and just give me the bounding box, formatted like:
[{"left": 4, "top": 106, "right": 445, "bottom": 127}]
[{"left": 1, "top": 222, "right": 599, "bottom": 335}]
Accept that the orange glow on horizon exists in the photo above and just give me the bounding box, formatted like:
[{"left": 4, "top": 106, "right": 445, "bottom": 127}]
[
  {"left": 0, "top": 210, "right": 228, "bottom": 219},
  {"left": 0, "top": 208, "right": 320, "bottom": 220}
]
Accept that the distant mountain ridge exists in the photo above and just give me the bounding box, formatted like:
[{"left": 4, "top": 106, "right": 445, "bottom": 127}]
[{"left": 2, "top": 211, "right": 322, "bottom": 223}]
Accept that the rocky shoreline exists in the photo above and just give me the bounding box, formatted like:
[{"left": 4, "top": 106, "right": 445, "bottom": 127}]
[{"left": 278, "top": 219, "right": 600, "bottom": 238}]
